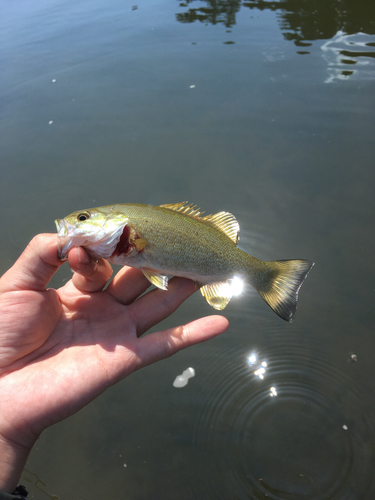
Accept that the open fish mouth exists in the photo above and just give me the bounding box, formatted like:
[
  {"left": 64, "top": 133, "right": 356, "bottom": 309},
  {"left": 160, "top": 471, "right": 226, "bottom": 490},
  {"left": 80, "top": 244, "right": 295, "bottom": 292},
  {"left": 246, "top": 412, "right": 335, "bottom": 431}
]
[
  {"left": 55, "top": 216, "right": 128, "bottom": 260},
  {"left": 55, "top": 218, "right": 86, "bottom": 260}
]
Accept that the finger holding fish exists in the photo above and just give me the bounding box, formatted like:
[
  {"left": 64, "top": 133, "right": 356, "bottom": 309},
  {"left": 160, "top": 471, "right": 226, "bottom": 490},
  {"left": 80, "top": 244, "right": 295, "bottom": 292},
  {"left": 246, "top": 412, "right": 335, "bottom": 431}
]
[
  {"left": 106, "top": 266, "right": 152, "bottom": 305},
  {"left": 68, "top": 246, "right": 113, "bottom": 293}
]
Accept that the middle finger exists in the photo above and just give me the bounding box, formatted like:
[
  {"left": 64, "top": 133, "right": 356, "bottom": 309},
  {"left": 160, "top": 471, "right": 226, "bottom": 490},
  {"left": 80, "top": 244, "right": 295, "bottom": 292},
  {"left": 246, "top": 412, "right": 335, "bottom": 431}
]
[
  {"left": 69, "top": 247, "right": 113, "bottom": 293},
  {"left": 106, "top": 265, "right": 151, "bottom": 305}
]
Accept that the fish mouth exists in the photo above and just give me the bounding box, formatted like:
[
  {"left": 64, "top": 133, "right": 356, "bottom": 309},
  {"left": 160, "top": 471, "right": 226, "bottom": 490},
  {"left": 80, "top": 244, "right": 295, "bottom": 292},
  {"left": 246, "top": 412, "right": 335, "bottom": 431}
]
[
  {"left": 55, "top": 215, "right": 129, "bottom": 261},
  {"left": 55, "top": 218, "right": 78, "bottom": 260}
]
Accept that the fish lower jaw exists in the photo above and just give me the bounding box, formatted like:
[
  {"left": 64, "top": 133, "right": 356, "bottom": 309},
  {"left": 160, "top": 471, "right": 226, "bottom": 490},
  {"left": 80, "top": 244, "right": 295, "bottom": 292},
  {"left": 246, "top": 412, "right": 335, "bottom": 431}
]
[
  {"left": 57, "top": 238, "right": 82, "bottom": 260},
  {"left": 57, "top": 221, "right": 128, "bottom": 260}
]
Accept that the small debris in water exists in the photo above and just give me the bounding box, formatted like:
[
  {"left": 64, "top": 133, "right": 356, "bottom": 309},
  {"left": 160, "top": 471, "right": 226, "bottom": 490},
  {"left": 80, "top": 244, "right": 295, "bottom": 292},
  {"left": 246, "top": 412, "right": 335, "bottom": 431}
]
[
  {"left": 52, "top": 79, "right": 56, "bottom": 83},
  {"left": 190, "top": 85, "right": 196, "bottom": 88},
  {"left": 173, "top": 367, "right": 195, "bottom": 388},
  {"left": 349, "top": 353, "right": 358, "bottom": 363},
  {"left": 343, "top": 425, "right": 348, "bottom": 430},
  {"left": 48, "top": 120, "right": 53, "bottom": 125}
]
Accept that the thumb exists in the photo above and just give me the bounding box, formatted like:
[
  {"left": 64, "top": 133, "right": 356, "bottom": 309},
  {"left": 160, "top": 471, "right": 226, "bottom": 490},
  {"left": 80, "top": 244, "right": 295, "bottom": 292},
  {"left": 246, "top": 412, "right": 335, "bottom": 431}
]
[{"left": 0, "top": 234, "right": 64, "bottom": 292}]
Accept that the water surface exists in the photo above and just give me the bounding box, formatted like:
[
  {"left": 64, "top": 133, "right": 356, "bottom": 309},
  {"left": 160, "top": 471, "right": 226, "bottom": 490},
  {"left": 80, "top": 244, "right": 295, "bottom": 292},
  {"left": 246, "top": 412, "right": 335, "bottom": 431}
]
[{"left": 1, "top": 0, "right": 375, "bottom": 498}]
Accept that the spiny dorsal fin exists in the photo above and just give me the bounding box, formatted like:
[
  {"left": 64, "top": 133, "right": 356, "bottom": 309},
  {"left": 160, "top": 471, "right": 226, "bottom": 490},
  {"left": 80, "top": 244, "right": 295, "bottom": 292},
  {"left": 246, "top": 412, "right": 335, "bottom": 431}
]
[
  {"left": 160, "top": 202, "right": 240, "bottom": 244},
  {"left": 200, "top": 281, "right": 233, "bottom": 310},
  {"left": 160, "top": 202, "right": 204, "bottom": 218}
]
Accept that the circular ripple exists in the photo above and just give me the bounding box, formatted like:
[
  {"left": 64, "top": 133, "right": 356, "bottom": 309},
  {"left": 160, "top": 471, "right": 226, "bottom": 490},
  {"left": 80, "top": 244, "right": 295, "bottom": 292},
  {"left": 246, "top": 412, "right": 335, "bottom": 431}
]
[{"left": 192, "top": 339, "right": 375, "bottom": 499}]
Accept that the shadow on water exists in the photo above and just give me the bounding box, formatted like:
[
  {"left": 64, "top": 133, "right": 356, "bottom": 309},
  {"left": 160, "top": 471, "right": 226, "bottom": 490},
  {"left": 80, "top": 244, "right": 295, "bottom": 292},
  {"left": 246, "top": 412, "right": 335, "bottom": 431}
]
[{"left": 176, "top": 0, "right": 375, "bottom": 81}]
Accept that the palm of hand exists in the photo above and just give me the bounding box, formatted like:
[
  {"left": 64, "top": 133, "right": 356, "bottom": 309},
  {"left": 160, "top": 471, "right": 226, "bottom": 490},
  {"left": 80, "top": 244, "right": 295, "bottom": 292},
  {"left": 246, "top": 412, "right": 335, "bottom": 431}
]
[
  {"left": 0, "top": 270, "right": 138, "bottom": 444},
  {"left": 0, "top": 235, "right": 228, "bottom": 448}
]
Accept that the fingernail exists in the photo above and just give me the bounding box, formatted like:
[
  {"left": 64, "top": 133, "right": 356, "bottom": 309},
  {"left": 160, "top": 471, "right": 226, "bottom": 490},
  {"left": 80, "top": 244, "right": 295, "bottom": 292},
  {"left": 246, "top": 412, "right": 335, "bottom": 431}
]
[{"left": 78, "top": 247, "right": 91, "bottom": 265}]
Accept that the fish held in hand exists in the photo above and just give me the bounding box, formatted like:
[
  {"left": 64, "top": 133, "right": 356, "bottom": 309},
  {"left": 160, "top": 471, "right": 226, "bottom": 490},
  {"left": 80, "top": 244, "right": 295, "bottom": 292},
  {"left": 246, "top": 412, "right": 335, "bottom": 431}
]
[{"left": 55, "top": 202, "right": 314, "bottom": 322}]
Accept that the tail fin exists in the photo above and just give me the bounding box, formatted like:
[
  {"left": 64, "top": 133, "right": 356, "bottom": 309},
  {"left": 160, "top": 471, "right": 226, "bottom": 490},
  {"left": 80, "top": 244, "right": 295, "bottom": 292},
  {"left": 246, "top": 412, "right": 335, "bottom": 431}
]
[{"left": 254, "top": 259, "right": 314, "bottom": 322}]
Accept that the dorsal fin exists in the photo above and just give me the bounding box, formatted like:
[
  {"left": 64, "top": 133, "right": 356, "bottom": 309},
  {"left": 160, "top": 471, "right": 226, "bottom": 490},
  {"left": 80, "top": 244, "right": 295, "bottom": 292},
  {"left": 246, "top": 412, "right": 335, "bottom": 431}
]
[
  {"left": 160, "top": 202, "right": 240, "bottom": 244},
  {"left": 202, "top": 211, "right": 240, "bottom": 244},
  {"left": 160, "top": 202, "right": 204, "bottom": 218}
]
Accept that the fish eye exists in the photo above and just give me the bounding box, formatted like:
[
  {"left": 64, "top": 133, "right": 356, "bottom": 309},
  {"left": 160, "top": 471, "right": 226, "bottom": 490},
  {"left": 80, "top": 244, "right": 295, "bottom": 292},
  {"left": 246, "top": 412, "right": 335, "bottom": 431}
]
[{"left": 77, "top": 212, "right": 90, "bottom": 222}]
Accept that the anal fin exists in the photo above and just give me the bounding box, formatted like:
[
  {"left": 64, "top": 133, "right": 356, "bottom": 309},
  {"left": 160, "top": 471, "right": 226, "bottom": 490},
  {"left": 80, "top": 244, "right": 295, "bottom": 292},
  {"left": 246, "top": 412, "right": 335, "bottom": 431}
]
[
  {"left": 142, "top": 268, "right": 169, "bottom": 290},
  {"left": 200, "top": 281, "right": 233, "bottom": 310}
]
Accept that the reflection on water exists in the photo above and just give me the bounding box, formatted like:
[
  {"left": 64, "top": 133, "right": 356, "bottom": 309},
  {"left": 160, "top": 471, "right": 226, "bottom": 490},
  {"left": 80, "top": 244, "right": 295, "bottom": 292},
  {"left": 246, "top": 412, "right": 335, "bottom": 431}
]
[
  {"left": 321, "top": 31, "right": 375, "bottom": 82},
  {"left": 248, "top": 352, "right": 268, "bottom": 381},
  {"left": 194, "top": 337, "right": 375, "bottom": 498},
  {"left": 177, "top": 0, "right": 375, "bottom": 81},
  {"left": 2, "top": 0, "right": 375, "bottom": 497},
  {"left": 177, "top": 0, "right": 375, "bottom": 38},
  {"left": 177, "top": 0, "right": 241, "bottom": 27}
]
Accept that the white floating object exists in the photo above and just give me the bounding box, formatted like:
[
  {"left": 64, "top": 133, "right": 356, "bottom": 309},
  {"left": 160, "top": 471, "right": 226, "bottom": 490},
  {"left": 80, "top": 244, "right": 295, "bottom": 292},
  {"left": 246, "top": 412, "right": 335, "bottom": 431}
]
[
  {"left": 173, "top": 367, "right": 195, "bottom": 388},
  {"left": 343, "top": 424, "right": 348, "bottom": 430},
  {"left": 48, "top": 120, "right": 53, "bottom": 125},
  {"left": 190, "top": 85, "right": 196, "bottom": 88},
  {"left": 52, "top": 79, "right": 56, "bottom": 83}
]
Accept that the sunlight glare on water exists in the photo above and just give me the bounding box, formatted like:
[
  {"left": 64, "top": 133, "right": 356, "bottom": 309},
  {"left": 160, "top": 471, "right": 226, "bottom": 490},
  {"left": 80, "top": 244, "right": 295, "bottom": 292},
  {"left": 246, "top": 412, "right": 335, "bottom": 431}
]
[
  {"left": 229, "top": 276, "right": 244, "bottom": 296},
  {"left": 1, "top": 0, "right": 375, "bottom": 498}
]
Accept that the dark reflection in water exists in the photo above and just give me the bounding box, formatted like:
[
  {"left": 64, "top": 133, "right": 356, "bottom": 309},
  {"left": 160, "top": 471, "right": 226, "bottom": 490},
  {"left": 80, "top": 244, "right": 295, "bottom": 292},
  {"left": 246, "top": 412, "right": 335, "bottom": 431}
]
[
  {"left": 177, "top": 0, "right": 375, "bottom": 80},
  {"left": 177, "top": 0, "right": 241, "bottom": 27},
  {"left": 177, "top": 0, "right": 375, "bottom": 37},
  {"left": 246, "top": 0, "right": 375, "bottom": 43}
]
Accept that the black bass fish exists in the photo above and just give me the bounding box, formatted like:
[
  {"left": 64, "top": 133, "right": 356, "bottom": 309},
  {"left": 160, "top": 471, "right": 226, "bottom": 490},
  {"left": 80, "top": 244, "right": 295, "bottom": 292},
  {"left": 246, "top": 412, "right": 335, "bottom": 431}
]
[{"left": 55, "top": 202, "right": 314, "bottom": 321}]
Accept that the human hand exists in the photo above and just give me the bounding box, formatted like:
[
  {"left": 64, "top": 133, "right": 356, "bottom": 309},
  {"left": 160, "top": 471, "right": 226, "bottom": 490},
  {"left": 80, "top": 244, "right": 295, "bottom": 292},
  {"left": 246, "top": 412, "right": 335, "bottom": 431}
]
[{"left": 0, "top": 234, "right": 229, "bottom": 492}]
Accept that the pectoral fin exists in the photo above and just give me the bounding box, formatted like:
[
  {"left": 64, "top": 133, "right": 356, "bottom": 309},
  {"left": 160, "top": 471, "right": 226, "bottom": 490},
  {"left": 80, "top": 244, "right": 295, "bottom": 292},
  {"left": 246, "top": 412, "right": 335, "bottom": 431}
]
[
  {"left": 142, "top": 268, "right": 169, "bottom": 290},
  {"left": 134, "top": 238, "right": 148, "bottom": 252},
  {"left": 200, "top": 281, "right": 233, "bottom": 310}
]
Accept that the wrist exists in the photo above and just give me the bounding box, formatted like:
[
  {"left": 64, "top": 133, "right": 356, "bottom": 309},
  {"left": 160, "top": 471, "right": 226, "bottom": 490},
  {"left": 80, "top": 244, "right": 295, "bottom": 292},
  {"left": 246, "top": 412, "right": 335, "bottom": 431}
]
[{"left": 0, "top": 434, "right": 35, "bottom": 493}]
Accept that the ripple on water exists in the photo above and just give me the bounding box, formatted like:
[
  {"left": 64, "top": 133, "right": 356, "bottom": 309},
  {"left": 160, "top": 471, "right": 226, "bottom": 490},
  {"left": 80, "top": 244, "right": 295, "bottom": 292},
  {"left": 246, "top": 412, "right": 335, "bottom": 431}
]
[
  {"left": 192, "top": 337, "right": 375, "bottom": 499},
  {"left": 321, "top": 31, "right": 375, "bottom": 83}
]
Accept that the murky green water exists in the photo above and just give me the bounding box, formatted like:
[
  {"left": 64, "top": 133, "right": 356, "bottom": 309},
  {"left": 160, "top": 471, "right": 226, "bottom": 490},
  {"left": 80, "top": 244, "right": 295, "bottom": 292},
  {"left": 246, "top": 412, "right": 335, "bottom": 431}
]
[{"left": 1, "top": 0, "right": 375, "bottom": 498}]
